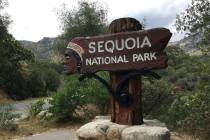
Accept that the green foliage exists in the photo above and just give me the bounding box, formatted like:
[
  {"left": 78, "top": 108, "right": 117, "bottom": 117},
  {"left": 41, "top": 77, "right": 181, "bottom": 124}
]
[
  {"left": 168, "top": 89, "right": 210, "bottom": 139},
  {"left": 49, "top": 72, "right": 109, "bottom": 121},
  {"left": 0, "top": 1, "right": 41, "bottom": 99},
  {"left": 142, "top": 79, "right": 173, "bottom": 117},
  {"left": 0, "top": 0, "right": 61, "bottom": 100},
  {"left": 28, "top": 99, "right": 45, "bottom": 117},
  {"left": 0, "top": 13, "right": 35, "bottom": 99},
  {"left": 82, "top": 72, "right": 110, "bottom": 115},
  {"left": 175, "top": 0, "right": 210, "bottom": 49},
  {"left": 49, "top": 76, "right": 87, "bottom": 121},
  {"left": 55, "top": 0, "right": 108, "bottom": 54},
  {"left": 0, "top": 0, "right": 10, "bottom": 29},
  {"left": 58, "top": 0, "right": 107, "bottom": 39},
  {"left": 144, "top": 45, "right": 210, "bottom": 139},
  {"left": 52, "top": 38, "right": 67, "bottom": 55},
  {"left": 25, "top": 62, "right": 61, "bottom": 98}
]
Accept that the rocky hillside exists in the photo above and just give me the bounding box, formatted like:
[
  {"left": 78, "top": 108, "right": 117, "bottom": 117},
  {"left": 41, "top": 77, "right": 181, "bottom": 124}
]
[
  {"left": 19, "top": 37, "right": 61, "bottom": 60},
  {"left": 20, "top": 34, "right": 202, "bottom": 60},
  {"left": 170, "top": 33, "right": 202, "bottom": 55}
]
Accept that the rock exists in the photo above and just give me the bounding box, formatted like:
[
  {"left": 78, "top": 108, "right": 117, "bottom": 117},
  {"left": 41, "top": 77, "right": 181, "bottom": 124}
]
[
  {"left": 20, "top": 114, "right": 28, "bottom": 120},
  {"left": 121, "top": 125, "right": 170, "bottom": 140},
  {"left": 76, "top": 119, "right": 113, "bottom": 140},
  {"left": 37, "top": 110, "right": 47, "bottom": 118},
  {"left": 76, "top": 116, "right": 170, "bottom": 140},
  {"left": 107, "top": 124, "right": 128, "bottom": 140},
  {"left": 45, "top": 112, "right": 53, "bottom": 118}
]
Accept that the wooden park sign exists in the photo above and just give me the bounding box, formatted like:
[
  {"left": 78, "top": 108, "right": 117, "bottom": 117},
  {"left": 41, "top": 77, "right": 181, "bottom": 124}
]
[
  {"left": 64, "top": 28, "right": 171, "bottom": 74},
  {"left": 64, "top": 18, "right": 172, "bottom": 125}
]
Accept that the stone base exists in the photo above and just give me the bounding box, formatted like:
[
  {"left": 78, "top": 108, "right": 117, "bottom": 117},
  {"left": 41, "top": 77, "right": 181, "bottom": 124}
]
[{"left": 76, "top": 116, "right": 170, "bottom": 140}]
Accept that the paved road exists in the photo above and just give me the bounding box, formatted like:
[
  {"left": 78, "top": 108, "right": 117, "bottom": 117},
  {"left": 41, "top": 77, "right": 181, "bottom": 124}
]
[
  {"left": 19, "top": 129, "right": 78, "bottom": 140},
  {"left": 12, "top": 100, "right": 35, "bottom": 114},
  {"left": 11, "top": 98, "right": 50, "bottom": 116}
]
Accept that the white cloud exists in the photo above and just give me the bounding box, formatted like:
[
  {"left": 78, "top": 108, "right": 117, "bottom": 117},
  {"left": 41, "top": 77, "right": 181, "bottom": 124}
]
[{"left": 5, "top": 0, "right": 191, "bottom": 42}]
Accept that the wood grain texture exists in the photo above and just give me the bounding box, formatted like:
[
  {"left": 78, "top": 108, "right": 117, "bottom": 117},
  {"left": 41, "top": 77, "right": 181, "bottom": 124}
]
[{"left": 108, "top": 17, "right": 143, "bottom": 125}]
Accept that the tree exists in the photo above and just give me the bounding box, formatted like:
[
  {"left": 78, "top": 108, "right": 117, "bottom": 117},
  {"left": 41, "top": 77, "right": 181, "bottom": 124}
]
[
  {"left": 0, "top": 0, "right": 10, "bottom": 38},
  {"left": 175, "top": 0, "right": 210, "bottom": 50},
  {"left": 0, "top": 0, "right": 35, "bottom": 99},
  {"left": 55, "top": 0, "right": 108, "bottom": 53}
]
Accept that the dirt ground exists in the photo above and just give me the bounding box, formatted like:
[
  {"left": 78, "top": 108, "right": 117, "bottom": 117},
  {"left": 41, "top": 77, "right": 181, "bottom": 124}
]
[
  {"left": 0, "top": 89, "right": 13, "bottom": 104},
  {"left": 0, "top": 118, "right": 82, "bottom": 140}
]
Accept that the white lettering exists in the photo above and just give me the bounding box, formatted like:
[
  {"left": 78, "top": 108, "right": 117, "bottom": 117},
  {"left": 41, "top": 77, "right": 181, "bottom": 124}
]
[
  {"left": 98, "top": 41, "right": 104, "bottom": 53},
  {"left": 96, "top": 57, "right": 102, "bottom": 64},
  {"left": 88, "top": 36, "right": 152, "bottom": 54},
  {"left": 137, "top": 37, "right": 140, "bottom": 48},
  {"left": 125, "top": 38, "right": 136, "bottom": 49},
  {"left": 111, "top": 56, "right": 117, "bottom": 63},
  {"left": 86, "top": 58, "right": 92, "bottom": 65},
  {"left": 140, "top": 36, "right": 151, "bottom": 48},
  {"left": 150, "top": 52, "right": 157, "bottom": 60},
  {"left": 92, "top": 58, "right": 98, "bottom": 65},
  {"left": 138, "top": 54, "right": 145, "bottom": 61},
  {"left": 123, "top": 55, "right": 129, "bottom": 63},
  {"left": 118, "top": 56, "right": 124, "bottom": 63},
  {"left": 105, "top": 57, "right": 111, "bottom": 64},
  {"left": 88, "top": 42, "right": 96, "bottom": 53},
  {"left": 105, "top": 40, "right": 115, "bottom": 53},
  {"left": 133, "top": 54, "right": 138, "bottom": 62},
  {"left": 144, "top": 53, "right": 151, "bottom": 61}
]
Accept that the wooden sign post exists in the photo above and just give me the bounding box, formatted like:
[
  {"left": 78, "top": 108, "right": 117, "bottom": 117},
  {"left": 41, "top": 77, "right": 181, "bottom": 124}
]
[
  {"left": 108, "top": 18, "right": 143, "bottom": 125},
  {"left": 64, "top": 17, "right": 172, "bottom": 125}
]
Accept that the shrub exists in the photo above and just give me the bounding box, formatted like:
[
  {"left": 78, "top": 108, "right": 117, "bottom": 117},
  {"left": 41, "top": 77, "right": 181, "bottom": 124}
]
[
  {"left": 142, "top": 79, "right": 174, "bottom": 119},
  {"left": 168, "top": 88, "right": 210, "bottom": 139},
  {"left": 49, "top": 76, "right": 87, "bottom": 121},
  {"left": 43, "top": 68, "right": 60, "bottom": 93},
  {"left": 28, "top": 99, "right": 45, "bottom": 117},
  {"left": 25, "top": 62, "right": 61, "bottom": 98},
  {"left": 26, "top": 70, "right": 46, "bottom": 97},
  {"left": 81, "top": 72, "right": 110, "bottom": 115},
  {"left": 49, "top": 72, "right": 110, "bottom": 121}
]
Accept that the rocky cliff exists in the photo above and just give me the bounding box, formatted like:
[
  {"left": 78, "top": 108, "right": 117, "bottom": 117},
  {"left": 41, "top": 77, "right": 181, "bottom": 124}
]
[{"left": 19, "top": 37, "right": 60, "bottom": 60}]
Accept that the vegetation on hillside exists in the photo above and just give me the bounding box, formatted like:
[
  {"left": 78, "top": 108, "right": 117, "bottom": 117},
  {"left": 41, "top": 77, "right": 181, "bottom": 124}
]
[
  {"left": 175, "top": 0, "right": 210, "bottom": 52},
  {"left": 0, "top": 0, "right": 61, "bottom": 100},
  {"left": 142, "top": 46, "right": 210, "bottom": 139}
]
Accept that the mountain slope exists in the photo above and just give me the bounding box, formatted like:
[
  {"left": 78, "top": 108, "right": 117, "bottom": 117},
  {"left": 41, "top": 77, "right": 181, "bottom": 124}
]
[
  {"left": 170, "top": 33, "right": 202, "bottom": 55},
  {"left": 19, "top": 37, "right": 60, "bottom": 60},
  {"left": 20, "top": 34, "right": 203, "bottom": 60}
]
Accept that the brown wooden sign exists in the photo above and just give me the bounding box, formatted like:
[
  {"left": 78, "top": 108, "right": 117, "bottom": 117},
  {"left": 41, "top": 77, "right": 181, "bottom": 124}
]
[{"left": 64, "top": 27, "right": 172, "bottom": 74}]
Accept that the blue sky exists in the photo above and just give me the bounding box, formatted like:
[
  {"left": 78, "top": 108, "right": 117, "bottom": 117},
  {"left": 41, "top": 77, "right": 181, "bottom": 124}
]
[{"left": 5, "top": 0, "right": 191, "bottom": 42}]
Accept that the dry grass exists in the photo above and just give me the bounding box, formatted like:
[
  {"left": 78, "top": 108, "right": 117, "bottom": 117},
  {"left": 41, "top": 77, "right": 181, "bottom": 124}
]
[
  {"left": 0, "top": 89, "right": 13, "bottom": 104},
  {"left": 0, "top": 119, "right": 48, "bottom": 140}
]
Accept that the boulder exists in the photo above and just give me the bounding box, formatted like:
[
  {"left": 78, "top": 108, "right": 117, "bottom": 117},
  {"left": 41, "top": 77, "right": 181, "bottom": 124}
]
[
  {"left": 107, "top": 123, "right": 128, "bottom": 140},
  {"left": 37, "top": 110, "right": 47, "bottom": 118},
  {"left": 76, "top": 116, "right": 170, "bottom": 140},
  {"left": 76, "top": 119, "right": 112, "bottom": 140}
]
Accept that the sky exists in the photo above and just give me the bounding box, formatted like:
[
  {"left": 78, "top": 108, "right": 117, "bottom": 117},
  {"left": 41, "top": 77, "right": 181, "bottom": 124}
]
[{"left": 5, "top": 0, "right": 191, "bottom": 42}]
